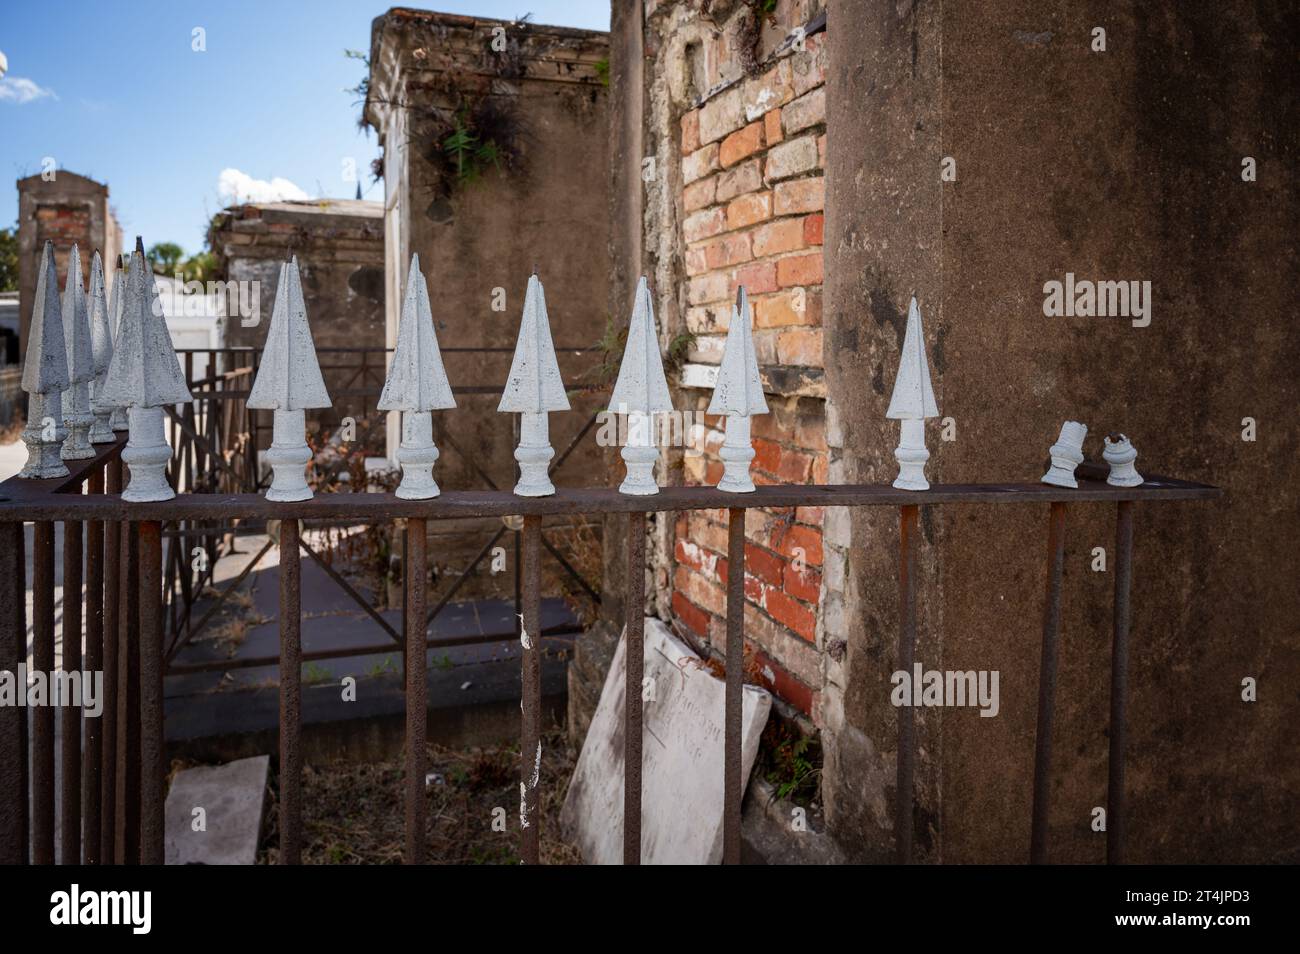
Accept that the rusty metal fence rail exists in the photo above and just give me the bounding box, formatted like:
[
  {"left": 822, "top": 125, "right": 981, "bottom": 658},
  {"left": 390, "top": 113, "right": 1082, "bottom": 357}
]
[{"left": 0, "top": 436, "right": 1219, "bottom": 865}]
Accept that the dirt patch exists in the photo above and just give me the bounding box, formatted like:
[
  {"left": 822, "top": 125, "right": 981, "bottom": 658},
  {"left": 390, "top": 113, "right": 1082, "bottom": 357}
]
[{"left": 257, "top": 730, "right": 581, "bottom": 864}]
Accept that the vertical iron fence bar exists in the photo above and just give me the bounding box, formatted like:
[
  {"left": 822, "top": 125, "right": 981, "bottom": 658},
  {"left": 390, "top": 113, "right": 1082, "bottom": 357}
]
[
  {"left": 520, "top": 515, "right": 542, "bottom": 865},
  {"left": 83, "top": 469, "right": 104, "bottom": 863},
  {"left": 1107, "top": 501, "right": 1134, "bottom": 865},
  {"left": 513, "top": 528, "right": 522, "bottom": 638},
  {"left": 623, "top": 511, "right": 645, "bottom": 865},
  {"left": 279, "top": 518, "right": 302, "bottom": 864},
  {"left": 723, "top": 507, "right": 745, "bottom": 865},
  {"left": 138, "top": 521, "right": 164, "bottom": 865},
  {"left": 404, "top": 517, "right": 427, "bottom": 865},
  {"left": 116, "top": 522, "right": 140, "bottom": 864},
  {"left": 32, "top": 521, "right": 55, "bottom": 864},
  {"left": 60, "top": 517, "right": 83, "bottom": 864},
  {"left": 1030, "top": 501, "right": 1067, "bottom": 864},
  {"left": 101, "top": 457, "right": 121, "bottom": 863},
  {"left": 0, "top": 521, "right": 26, "bottom": 863},
  {"left": 896, "top": 504, "right": 919, "bottom": 865}
]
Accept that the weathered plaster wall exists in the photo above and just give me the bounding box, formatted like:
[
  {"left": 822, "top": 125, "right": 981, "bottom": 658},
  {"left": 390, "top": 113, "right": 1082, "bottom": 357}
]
[
  {"left": 365, "top": 9, "right": 610, "bottom": 496},
  {"left": 826, "top": 0, "right": 1298, "bottom": 863},
  {"left": 210, "top": 199, "right": 385, "bottom": 443}
]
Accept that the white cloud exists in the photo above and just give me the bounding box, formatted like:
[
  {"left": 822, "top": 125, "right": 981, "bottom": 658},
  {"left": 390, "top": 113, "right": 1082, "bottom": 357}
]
[
  {"left": 217, "top": 168, "right": 310, "bottom": 205},
  {"left": 0, "top": 76, "right": 57, "bottom": 104}
]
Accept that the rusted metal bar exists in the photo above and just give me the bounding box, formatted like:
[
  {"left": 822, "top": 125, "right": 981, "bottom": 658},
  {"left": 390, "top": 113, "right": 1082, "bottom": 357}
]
[
  {"left": 0, "top": 476, "right": 1223, "bottom": 524},
  {"left": 60, "top": 517, "right": 83, "bottom": 864},
  {"left": 513, "top": 529, "right": 522, "bottom": 638},
  {"left": 139, "top": 521, "right": 164, "bottom": 865},
  {"left": 724, "top": 507, "right": 745, "bottom": 865},
  {"left": 404, "top": 517, "right": 427, "bottom": 865},
  {"left": 624, "top": 510, "right": 645, "bottom": 865},
  {"left": 1107, "top": 501, "right": 1135, "bottom": 864},
  {"left": 100, "top": 457, "right": 121, "bottom": 863},
  {"left": 279, "top": 518, "right": 302, "bottom": 864},
  {"left": 116, "top": 522, "right": 141, "bottom": 864},
  {"left": 31, "top": 521, "right": 55, "bottom": 864},
  {"left": 896, "top": 504, "right": 919, "bottom": 865},
  {"left": 1030, "top": 501, "right": 1067, "bottom": 864},
  {"left": 520, "top": 515, "right": 542, "bottom": 865},
  {"left": 0, "top": 520, "right": 26, "bottom": 864},
  {"left": 83, "top": 468, "right": 104, "bottom": 864}
]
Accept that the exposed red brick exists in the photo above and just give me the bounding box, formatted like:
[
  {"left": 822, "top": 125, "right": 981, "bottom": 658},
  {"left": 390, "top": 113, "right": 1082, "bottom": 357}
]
[
  {"left": 752, "top": 648, "right": 813, "bottom": 714},
  {"left": 732, "top": 260, "right": 777, "bottom": 295},
  {"left": 752, "top": 218, "right": 805, "bottom": 257},
  {"left": 776, "top": 447, "right": 814, "bottom": 483},
  {"left": 754, "top": 289, "right": 808, "bottom": 328},
  {"left": 685, "top": 245, "right": 709, "bottom": 277},
  {"left": 719, "top": 121, "right": 764, "bottom": 168},
  {"left": 776, "top": 328, "right": 823, "bottom": 366},
  {"left": 811, "top": 453, "right": 828, "bottom": 483},
  {"left": 752, "top": 437, "right": 783, "bottom": 475},
  {"left": 683, "top": 175, "right": 716, "bottom": 212},
  {"left": 673, "top": 590, "right": 710, "bottom": 638},
  {"left": 795, "top": 506, "right": 825, "bottom": 526},
  {"left": 683, "top": 207, "right": 727, "bottom": 243},
  {"left": 776, "top": 524, "right": 823, "bottom": 566},
  {"left": 762, "top": 587, "right": 816, "bottom": 642},
  {"left": 681, "top": 109, "right": 701, "bottom": 155},
  {"left": 783, "top": 562, "right": 822, "bottom": 604},
  {"left": 744, "top": 543, "right": 785, "bottom": 587},
  {"left": 773, "top": 176, "right": 824, "bottom": 215},
  {"left": 763, "top": 107, "right": 783, "bottom": 146},
  {"left": 725, "top": 191, "right": 772, "bottom": 230},
  {"left": 704, "top": 232, "right": 752, "bottom": 270},
  {"left": 803, "top": 212, "right": 824, "bottom": 246},
  {"left": 776, "top": 252, "right": 823, "bottom": 287}
]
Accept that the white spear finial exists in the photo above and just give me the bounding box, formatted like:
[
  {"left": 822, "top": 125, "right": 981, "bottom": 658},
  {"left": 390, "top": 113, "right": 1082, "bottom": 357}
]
[
  {"left": 60, "top": 244, "right": 96, "bottom": 459},
  {"left": 98, "top": 238, "right": 193, "bottom": 501},
  {"left": 19, "top": 241, "right": 71, "bottom": 478},
  {"left": 378, "top": 253, "right": 456, "bottom": 499},
  {"left": 87, "top": 251, "right": 117, "bottom": 443},
  {"left": 608, "top": 277, "right": 673, "bottom": 495},
  {"left": 886, "top": 296, "right": 940, "bottom": 491},
  {"left": 497, "top": 271, "right": 570, "bottom": 496},
  {"left": 106, "top": 255, "right": 129, "bottom": 430},
  {"left": 246, "top": 257, "right": 331, "bottom": 501},
  {"left": 708, "top": 285, "right": 768, "bottom": 493}
]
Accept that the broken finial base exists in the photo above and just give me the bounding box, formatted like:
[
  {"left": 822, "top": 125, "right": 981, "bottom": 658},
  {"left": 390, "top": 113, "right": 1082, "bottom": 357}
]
[
  {"left": 892, "top": 418, "right": 930, "bottom": 491},
  {"left": 264, "top": 409, "right": 314, "bottom": 502},
  {"left": 716, "top": 414, "right": 756, "bottom": 493},
  {"left": 1103, "top": 434, "right": 1143, "bottom": 487},
  {"left": 395, "top": 411, "right": 441, "bottom": 500},
  {"left": 122, "top": 406, "right": 174, "bottom": 502},
  {"left": 1042, "top": 420, "right": 1087, "bottom": 488}
]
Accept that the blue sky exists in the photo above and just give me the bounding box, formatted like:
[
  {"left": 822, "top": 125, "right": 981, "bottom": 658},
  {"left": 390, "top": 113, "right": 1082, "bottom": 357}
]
[{"left": 0, "top": 1, "right": 609, "bottom": 253}]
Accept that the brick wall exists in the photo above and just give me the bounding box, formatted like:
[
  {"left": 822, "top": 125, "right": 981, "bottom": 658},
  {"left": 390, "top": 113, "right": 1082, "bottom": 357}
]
[{"left": 644, "top": 1, "right": 829, "bottom": 717}]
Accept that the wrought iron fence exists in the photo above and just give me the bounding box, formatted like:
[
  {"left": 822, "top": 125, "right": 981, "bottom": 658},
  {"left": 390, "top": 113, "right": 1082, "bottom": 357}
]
[{"left": 0, "top": 439, "right": 1220, "bottom": 864}]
